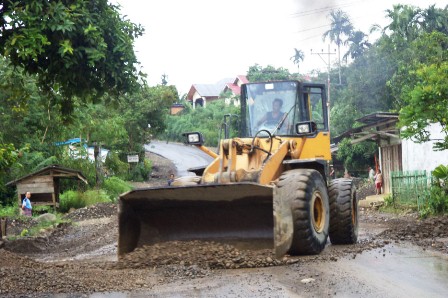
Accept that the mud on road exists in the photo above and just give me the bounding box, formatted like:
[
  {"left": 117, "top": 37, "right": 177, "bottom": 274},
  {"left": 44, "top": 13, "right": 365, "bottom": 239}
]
[
  {"left": 2, "top": 206, "right": 448, "bottom": 297},
  {"left": 1, "top": 155, "right": 448, "bottom": 297}
]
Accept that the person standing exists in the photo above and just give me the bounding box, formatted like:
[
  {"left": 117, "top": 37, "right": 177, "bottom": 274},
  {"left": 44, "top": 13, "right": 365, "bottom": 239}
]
[
  {"left": 374, "top": 170, "right": 383, "bottom": 195},
  {"left": 167, "top": 174, "right": 175, "bottom": 186},
  {"left": 21, "top": 192, "right": 32, "bottom": 217}
]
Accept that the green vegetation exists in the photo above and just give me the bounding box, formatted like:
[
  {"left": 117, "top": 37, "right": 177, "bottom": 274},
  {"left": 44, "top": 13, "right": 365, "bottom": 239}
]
[
  {"left": 317, "top": 4, "right": 448, "bottom": 171},
  {"left": 59, "top": 190, "right": 110, "bottom": 213},
  {"left": 336, "top": 139, "right": 377, "bottom": 175},
  {"left": 0, "top": 0, "right": 144, "bottom": 108},
  {"left": 164, "top": 100, "right": 240, "bottom": 146},
  {"left": 103, "top": 177, "right": 133, "bottom": 201},
  {"left": 247, "top": 64, "right": 297, "bottom": 82},
  {"left": 422, "top": 165, "right": 448, "bottom": 216},
  {"left": 0, "top": 205, "right": 18, "bottom": 217},
  {"left": 0, "top": 0, "right": 177, "bottom": 208}
]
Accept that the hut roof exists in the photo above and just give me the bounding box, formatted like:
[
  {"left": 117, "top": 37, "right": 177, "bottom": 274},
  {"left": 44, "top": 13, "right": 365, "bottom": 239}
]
[{"left": 6, "top": 164, "right": 88, "bottom": 186}]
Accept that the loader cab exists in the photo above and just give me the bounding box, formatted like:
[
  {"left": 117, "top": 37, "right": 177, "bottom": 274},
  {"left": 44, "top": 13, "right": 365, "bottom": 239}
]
[{"left": 241, "top": 80, "right": 328, "bottom": 137}]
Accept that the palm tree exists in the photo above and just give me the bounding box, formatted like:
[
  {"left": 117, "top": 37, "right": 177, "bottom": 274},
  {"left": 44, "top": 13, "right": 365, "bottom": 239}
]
[
  {"left": 322, "top": 9, "right": 354, "bottom": 84},
  {"left": 343, "top": 30, "right": 371, "bottom": 62},
  {"left": 384, "top": 5, "right": 420, "bottom": 42},
  {"left": 290, "top": 48, "right": 305, "bottom": 72},
  {"left": 421, "top": 5, "right": 448, "bottom": 35}
]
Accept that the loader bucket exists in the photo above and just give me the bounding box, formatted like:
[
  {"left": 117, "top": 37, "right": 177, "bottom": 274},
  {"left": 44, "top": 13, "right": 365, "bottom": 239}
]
[{"left": 118, "top": 183, "right": 275, "bottom": 256}]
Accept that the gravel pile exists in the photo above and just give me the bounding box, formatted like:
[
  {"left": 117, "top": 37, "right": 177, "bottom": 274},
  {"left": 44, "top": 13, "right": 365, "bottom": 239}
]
[
  {"left": 379, "top": 215, "right": 448, "bottom": 253},
  {"left": 356, "top": 182, "right": 376, "bottom": 200},
  {"left": 64, "top": 203, "right": 117, "bottom": 221},
  {"left": 115, "top": 240, "right": 299, "bottom": 270},
  {"left": 0, "top": 249, "right": 157, "bottom": 295}
]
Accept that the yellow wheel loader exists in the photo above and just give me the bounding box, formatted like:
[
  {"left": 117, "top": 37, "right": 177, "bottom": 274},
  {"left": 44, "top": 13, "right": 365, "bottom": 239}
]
[{"left": 118, "top": 80, "right": 358, "bottom": 258}]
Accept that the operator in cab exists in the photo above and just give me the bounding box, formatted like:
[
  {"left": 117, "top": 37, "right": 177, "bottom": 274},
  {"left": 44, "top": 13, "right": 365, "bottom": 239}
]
[{"left": 256, "top": 98, "right": 290, "bottom": 133}]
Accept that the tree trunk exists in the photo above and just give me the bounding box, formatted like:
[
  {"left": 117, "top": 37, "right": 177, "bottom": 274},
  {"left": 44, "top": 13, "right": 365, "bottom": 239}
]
[
  {"left": 94, "top": 143, "right": 103, "bottom": 188},
  {"left": 338, "top": 44, "right": 342, "bottom": 85}
]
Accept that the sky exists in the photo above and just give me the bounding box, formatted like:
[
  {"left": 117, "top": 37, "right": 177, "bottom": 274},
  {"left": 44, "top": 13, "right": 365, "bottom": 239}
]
[{"left": 115, "top": 0, "right": 447, "bottom": 95}]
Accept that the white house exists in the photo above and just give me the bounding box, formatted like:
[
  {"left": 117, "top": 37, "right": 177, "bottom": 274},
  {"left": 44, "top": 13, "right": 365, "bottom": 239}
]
[
  {"left": 186, "top": 75, "right": 248, "bottom": 108},
  {"left": 401, "top": 123, "right": 448, "bottom": 173}
]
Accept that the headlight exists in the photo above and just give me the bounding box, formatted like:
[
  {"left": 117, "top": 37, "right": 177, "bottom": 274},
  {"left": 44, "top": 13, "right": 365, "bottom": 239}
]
[
  {"left": 188, "top": 134, "right": 200, "bottom": 143},
  {"left": 183, "top": 132, "right": 204, "bottom": 145},
  {"left": 295, "top": 121, "right": 317, "bottom": 135},
  {"left": 297, "top": 123, "right": 311, "bottom": 134}
]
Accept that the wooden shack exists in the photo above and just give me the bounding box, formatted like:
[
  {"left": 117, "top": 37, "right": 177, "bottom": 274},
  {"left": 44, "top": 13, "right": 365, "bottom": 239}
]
[{"left": 6, "top": 165, "right": 88, "bottom": 208}]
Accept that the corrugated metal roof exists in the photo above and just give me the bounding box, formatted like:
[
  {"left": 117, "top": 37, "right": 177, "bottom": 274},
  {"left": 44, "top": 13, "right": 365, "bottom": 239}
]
[{"left": 187, "top": 77, "right": 235, "bottom": 99}]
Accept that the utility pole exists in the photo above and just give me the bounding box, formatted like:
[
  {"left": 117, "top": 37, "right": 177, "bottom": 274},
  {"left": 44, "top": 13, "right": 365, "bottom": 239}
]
[{"left": 311, "top": 45, "right": 336, "bottom": 130}]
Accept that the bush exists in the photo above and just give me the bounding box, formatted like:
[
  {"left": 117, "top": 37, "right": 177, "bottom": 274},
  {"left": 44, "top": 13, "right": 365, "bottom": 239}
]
[
  {"left": 128, "top": 158, "right": 152, "bottom": 182},
  {"left": 59, "top": 189, "right": 110, "bottom": 213},
  {"left": 419, "top": 164, "right": 448, "bottom": 218},
  {"left": 428, "top": 185, "right": 448, "bottom": 214},
  {"left": 0, "top": 205, "right": 19, "bottom": 217},
  {"left": 103, "top": 177, "right": 133, "bottom": 201},
  {"left": 32, "top": 205, "right": 53, "bottom": 214},
  {"left": 105, "top": 151, "right": 129, "bottom": 179}
]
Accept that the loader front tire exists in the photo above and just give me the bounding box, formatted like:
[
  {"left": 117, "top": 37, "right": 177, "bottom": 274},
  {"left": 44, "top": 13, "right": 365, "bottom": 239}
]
[
  {"left": 278, "top": 169, "right": 329, "bottom": 255},
  {"left": 329, "top": 178, "right": 358, "bottom": 244}
]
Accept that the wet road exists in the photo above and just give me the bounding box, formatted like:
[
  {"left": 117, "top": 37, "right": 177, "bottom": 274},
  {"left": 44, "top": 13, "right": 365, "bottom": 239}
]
[
  {"left": 145, "top": 141, "right": 214, "bottom": 176},
  {"left": 80, "top": 243, "right": 448, "bottom": 298}
]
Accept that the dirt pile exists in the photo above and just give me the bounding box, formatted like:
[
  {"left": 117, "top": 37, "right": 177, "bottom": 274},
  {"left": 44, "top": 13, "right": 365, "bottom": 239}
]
[
  {"left": 0, "top": 249, "right": 159, "bottom": 295},
  {"left": 379, "top": 215, "right": 448, "bottom": 253},
  {"left": 116, "top": 240, "right": 300, "bottom": 270},
  {"left": 356, "top": 181, "right": 376, "bottom": 200},
  {"left": 63, "top": 202, "right": 117, "bottom": 222}
]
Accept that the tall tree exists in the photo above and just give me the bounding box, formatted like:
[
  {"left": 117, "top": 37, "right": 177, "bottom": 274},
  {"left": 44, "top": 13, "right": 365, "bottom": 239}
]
[
  {"left": 0, "top": 0, "right": 144, "bottom": 112},
  {"left": 290, "top": 48, "right": 305, "bottom": 71},
  {"left": 384, "top": 5, "right": 420, "bottom": 43},
  {"left": 343, "top": 30, "right": 371, "bottom": 62},
  {"left": 322, "top": 9, "right": 353, "bottom": 84},
  {"left": 421, "top": 4, "right": 448, "bottom": 35}
]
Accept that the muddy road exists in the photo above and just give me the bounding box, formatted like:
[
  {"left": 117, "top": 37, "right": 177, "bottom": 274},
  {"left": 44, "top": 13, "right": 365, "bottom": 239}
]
[
  {"left": 2, "top": 210, "right": 448, "bottom": 297},
  {"left": 1, "top": 147, "right": 448, "bottom": 297}
]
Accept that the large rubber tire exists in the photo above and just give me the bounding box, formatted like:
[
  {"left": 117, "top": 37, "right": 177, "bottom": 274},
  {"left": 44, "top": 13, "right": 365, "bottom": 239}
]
[
  {"left": 329, "top": 178, "right": 358, "bottom": 244},
  {"left": 277, "top": 169, "right": 330, "bottom": 255}
]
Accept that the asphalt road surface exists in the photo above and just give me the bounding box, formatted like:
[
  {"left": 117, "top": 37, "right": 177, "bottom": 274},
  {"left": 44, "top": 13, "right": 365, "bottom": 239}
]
[{"left": 145, "top": 140, "right": 214, "bottom": 176}]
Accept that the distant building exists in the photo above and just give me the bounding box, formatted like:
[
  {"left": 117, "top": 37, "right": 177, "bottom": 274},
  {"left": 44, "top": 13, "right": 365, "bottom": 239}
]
[{"left": 186, "top": 75, "right": 248, "bottom": 108}]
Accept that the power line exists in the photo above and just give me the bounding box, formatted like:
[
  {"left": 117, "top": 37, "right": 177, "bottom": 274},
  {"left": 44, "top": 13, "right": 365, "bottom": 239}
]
[
  {"left": 291, "top": 0, "right": 365, "bottom": 18},
  {"left": 294, "top": 16, "right": 366, "bottom": 36}
]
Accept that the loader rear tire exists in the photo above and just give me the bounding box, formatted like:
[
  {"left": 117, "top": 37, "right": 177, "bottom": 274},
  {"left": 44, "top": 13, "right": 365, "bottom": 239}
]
[
  {"left": 278, "top": 169, "right": 329, "bottom": 255},
  {"left": 329, "top": 178, "right": 358, "bottom": 244}
]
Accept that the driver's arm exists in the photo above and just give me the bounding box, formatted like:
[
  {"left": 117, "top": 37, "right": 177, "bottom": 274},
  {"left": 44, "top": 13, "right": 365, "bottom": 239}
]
[{"left": 257, "top": 114, "right": 268, "bottom": 127}]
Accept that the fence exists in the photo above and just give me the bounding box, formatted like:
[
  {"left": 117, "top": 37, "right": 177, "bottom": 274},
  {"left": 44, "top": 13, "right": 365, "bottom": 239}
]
[{"left": 390, "top": 170, "right": 432, "bottom": 209}]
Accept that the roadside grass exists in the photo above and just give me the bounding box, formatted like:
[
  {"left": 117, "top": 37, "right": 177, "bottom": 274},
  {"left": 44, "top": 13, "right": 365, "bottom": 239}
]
[
  {"left": 59, "top": 189, "right": 110, "bottom": 213},
  {"left": 27, "top": 214, "right": 70, "bottom": 237},
  {"left": 0, "top": 205, "right": 19, "bottom": 217},
  {"left": 103, "top": 176, "right": 133, "bottom": 202}
]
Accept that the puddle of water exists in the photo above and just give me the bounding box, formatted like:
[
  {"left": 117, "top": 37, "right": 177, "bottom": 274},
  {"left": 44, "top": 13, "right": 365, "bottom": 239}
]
[
  {"left": 37, "top": 243, "right": 117, "bottom": 262},
  {"left": 342, "top": 243, "right": 448, "bottom": 297}
]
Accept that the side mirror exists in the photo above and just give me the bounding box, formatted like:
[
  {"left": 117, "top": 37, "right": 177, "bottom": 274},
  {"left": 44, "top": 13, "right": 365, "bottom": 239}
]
[
  {"left": 182, "top": 132, "right": 204, "bottom": 145},
  {"left": 295, "top": 121, "right": 317, "bottom": 136}
]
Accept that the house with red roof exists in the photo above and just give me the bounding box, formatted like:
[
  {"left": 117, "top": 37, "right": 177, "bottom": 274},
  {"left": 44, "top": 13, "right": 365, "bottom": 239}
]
[{"left": 186, "top": 75, "right": 248, "bottom": 108}]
